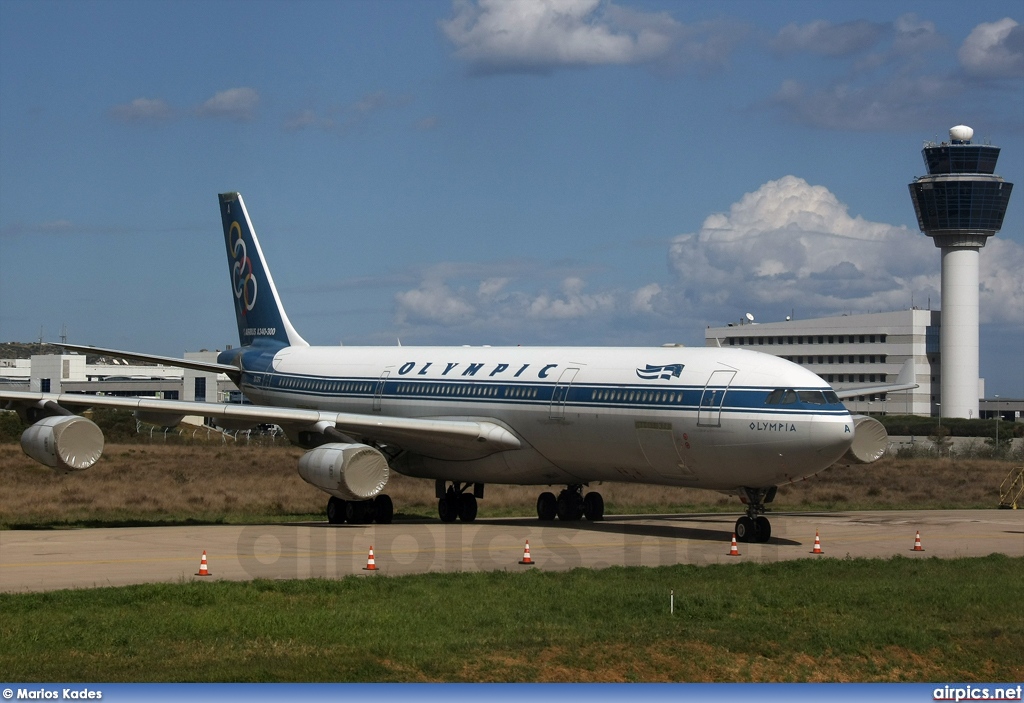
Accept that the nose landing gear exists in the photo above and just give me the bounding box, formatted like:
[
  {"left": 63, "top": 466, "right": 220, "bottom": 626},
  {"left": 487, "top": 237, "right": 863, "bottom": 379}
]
[{"left": 735, "top": 486, "right": 776, "bottom": 543}]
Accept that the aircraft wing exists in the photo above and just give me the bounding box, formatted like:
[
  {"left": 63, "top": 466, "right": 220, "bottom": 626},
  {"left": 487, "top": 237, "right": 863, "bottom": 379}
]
[
  {"left": 57, "top": 344, "right": 239, "bottom": 380},
  {"left": 833, "top": 358, "right": 918, "bottom": 400},
  {"left": 0, "top": 391, "right": 521, "bottom": 460}
]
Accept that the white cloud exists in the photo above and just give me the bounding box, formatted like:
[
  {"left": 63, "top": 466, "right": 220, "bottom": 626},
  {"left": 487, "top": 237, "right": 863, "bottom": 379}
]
[
  {"left": 395, "top": 280, "right": 476, "bottom": 325},
  {"left": 958, "top": 18, "right": 1024, "bottom": 78},
  {"left": 197, "top": 87, "right": 260, "bottom": 121},
  {"left": 631, "top": 283, "right": 662, "bottom": 313},
  {"left": 667, "top": 176, "right": 1022, "bottom": 326},
  {"left": 526, "top": 277, "right": 615, "bottom": 319},
  {"left": 442, "top": 0, "right": 681, "bottom": 73},
  {"left": 389, "top": 177, "right": 1022, "bottom": 345},
  {"left": 108, "top": 97, "right": 174, "bottom": 122},
  {"left": 979, "top": 238, "right": 1024, "bottom": 324}
]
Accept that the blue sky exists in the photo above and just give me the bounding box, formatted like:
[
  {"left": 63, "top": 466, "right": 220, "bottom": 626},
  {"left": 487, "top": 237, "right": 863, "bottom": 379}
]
[{"left": 1, "top": 0, "right": 1022, "bottom": 396}]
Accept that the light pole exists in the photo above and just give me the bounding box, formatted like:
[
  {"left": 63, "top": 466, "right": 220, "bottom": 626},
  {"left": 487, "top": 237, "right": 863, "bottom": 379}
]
[{"left": 995, "top": 395, "right": 1000, "bottom": 454}]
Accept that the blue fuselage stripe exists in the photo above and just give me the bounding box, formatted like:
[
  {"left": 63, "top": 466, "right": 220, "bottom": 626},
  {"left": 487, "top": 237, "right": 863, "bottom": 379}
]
[{"left": 240, "top": 372, "right": 849, "bottom": 415}]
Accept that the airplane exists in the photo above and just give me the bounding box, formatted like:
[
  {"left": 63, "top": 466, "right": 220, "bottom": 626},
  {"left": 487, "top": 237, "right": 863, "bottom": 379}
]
[{"left": 1, "top": 192, "right": 916, "bottom": 543}]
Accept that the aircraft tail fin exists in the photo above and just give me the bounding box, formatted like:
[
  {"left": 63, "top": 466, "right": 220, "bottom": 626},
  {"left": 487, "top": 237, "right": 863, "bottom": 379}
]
[{"left": 218, "top": 192, "right": 308, "bottom": 349}]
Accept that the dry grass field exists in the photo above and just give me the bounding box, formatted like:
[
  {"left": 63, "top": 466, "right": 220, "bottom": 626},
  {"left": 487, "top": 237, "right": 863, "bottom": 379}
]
[{"left": 1, "top": 439, "right": 1018, "bottom": 527}]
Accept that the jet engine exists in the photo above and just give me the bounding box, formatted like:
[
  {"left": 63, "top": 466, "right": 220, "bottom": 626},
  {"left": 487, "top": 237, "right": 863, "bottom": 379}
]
[
  {"left": 297, "top": 443, "right": 390, "bottom": 501},
  {"left": 21, "top": 415, "right": 104, "bottom": 472},
  {"left": 838, "top": 414, "right": 888, "bottom": 464}
]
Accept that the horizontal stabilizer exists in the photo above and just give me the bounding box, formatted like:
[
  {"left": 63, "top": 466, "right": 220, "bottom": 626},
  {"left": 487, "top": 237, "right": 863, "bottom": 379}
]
[
  {"left": 57, "top": 343, "right": 239, "bottom": 381},
  {"left": 834, "top": 358, "right": 918, "bottom": 400}
]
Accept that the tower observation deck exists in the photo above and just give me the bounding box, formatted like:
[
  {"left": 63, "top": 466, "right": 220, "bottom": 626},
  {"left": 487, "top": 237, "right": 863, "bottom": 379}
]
[{"left": 908, "top": 125, "right": 1013, "bottom": 419}]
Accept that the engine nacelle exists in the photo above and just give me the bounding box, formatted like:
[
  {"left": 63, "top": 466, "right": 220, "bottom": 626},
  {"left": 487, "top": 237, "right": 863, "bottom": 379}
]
[
  {"left": 21, "top": 415, "right": 105, "bottom": 472},
  {"left": 297, "top": 443, "right": 390, "bottom": 501},
  {"left": 838, "top": 414, "right": 888, "bottom": 464}
]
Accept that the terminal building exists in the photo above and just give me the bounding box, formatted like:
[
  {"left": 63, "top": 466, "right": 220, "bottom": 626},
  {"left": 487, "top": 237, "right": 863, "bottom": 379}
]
[
  {"left": 706, "top": 309, "right": 1021, "bottom": 421},
  {"left": 0, "top": 351, "right": 240, "bottom": 424},
  {"left": 705, "top": 309, "right": 938, "bottom": 416}
]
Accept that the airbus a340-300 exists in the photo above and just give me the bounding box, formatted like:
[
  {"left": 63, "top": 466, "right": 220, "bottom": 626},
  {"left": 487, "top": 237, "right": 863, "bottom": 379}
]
[{"left": 2, "top": 193, "right": 913, "bottom": 542}]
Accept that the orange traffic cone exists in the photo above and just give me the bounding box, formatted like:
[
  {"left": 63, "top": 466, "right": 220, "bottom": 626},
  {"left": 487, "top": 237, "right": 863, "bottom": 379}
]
[
  {"left": 195, "top": 550, "right": 211, "bottom": 576},
  {"left": 912, "top": 530, "right": 925, "bottom": 552},
  {"left": 728, "top": 533, "right": 741, "bottom": 556},
  {"left": 518, "top": 539, "right": 535, "bottom": 565},
  {"left": 363, "top": 546, "right": 377, "bottom": 571},
  {"left": 811, "top": 530, "right": 824, "bottom": 555}
]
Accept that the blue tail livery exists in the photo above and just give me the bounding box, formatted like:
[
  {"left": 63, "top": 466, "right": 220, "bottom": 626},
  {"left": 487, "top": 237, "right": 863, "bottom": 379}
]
[{"left": 219, "top": 192, "right": 308, "bottom": 348}]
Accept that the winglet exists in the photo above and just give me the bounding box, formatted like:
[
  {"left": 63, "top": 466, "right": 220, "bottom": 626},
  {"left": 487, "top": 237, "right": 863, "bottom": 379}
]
[{"left": 219, "top": 192, "right": 308, "bottom": 348}]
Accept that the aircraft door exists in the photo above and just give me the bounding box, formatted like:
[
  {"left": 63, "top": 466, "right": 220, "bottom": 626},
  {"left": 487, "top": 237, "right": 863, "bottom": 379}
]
[
  {"left": 697, "top": 369, "right": 736, "bottom": 427},
  {"left": 549, "top": 368, "right": 579, "bottom": 420},
  {"left": 635, "top": 423, "right": 698, "bottom": 482},
  {"left": 373, "top": 370, "right": 390, "bottom": 412}
]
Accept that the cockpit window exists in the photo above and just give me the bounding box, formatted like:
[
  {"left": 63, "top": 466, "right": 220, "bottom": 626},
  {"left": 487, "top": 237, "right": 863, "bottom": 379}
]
[
  {"left": 798, "top": 390, "right": 827, "bottom": 405},
  {"left": 767, "top": 388, "right": 841, "bottom": 406}
]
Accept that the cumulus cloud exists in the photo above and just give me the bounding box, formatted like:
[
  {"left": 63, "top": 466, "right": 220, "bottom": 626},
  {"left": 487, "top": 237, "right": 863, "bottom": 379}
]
[
  {"left": 394, "top": 269, "right": 623, "bottom": 329},
  {"left": 108, "top": 97, "right": 174, "bottom": 122},
  {"left": 197, "top": 87, "right": 260, "bottom": 121},
  {"left": 388, "top": 177, "right": 1022, "bottom": 343},
  {"left": 772, "top": 19, "right": 885, "bottom": 57},
  {"left": 395, "top": 280, "right": 476, "bottom": 325},
  {"left": 958, "top": 18, "right": 1024, "bottom": 78},
  {"left": 667, "top": 176, "right": 1023, "bottom": 325},
  {"left": 441, "top": 0, "right": 737, "bottom": 74}
]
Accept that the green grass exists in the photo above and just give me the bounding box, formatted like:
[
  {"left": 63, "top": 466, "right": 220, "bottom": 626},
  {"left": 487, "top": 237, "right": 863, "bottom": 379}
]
[{"left": 1, "top": 555, "right": 1021, "bottom": 682}]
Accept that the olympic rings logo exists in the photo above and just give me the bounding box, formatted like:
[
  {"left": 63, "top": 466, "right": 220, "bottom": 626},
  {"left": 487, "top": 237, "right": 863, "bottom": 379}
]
[{"left": 230, "top": 221, "right": 258, "bottom": 312}]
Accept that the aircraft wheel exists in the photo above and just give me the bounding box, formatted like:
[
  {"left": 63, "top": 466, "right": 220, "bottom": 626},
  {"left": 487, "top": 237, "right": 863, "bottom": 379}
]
[
  {"left": 735, "top": 515, "right": 756, "bottom": 542},
  {"left": 583, "top": 492, "right": 604, "bottom": 521},
  {"left": 556, "top": 490, "right": 583, "bottom": 521},
  {"left": 438, "top": 496, "right": 458, "bottom": 523},
  {"left": 537, "top": 492, "right": 557, "bottom": 521},
  {"left": 374, "top": 494, "right": 394, "bottom": 524},
  {"left": 327, "top": 496, "right": 346, "bottom": 525},
  {"left": 457, "top": 493, "right": 478, "bottom": 522},
  {"left": 754, "top": 516, "right": 771, "bottom": 543}
]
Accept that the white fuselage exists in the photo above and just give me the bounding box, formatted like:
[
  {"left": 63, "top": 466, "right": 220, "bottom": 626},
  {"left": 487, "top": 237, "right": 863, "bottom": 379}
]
[{"left": 236, "top": 345, "right": 855, "bottom": 492}]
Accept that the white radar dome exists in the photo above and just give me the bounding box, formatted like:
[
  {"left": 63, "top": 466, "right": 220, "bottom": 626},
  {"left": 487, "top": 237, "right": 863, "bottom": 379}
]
[{"left": 949, "top": 125, "right": 974, "bottom": 142}]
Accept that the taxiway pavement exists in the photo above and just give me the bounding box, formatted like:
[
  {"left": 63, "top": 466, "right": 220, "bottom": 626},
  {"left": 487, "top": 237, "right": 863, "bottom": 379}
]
[{"left": 1, "top": 510, "right": 1021, "bottom": 592}]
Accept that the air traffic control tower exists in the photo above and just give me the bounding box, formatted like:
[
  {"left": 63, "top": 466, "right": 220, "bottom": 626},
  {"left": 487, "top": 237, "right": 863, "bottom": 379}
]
[{"left": 908, "top": 125, "right": 1013, "bottom": 419}]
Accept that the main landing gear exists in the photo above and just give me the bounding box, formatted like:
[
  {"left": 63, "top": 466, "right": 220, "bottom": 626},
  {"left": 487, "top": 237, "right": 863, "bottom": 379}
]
[
  {"left": 326, "top": 495, "right": 394, "bottom": 525},
  {"left": 734, "top": 486, "right": 776, "bottom": 543},
  {"left": 436, "top": 481, "right": 483, "bottom": 523},
  {"left": 536, "top": 485, "right": 604, "bottom": 522}
]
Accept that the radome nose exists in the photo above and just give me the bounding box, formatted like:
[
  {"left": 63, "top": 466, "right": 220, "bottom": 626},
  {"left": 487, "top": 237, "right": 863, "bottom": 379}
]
[{"left": 811, "top": 414, "right": 854, "bottom": 465}]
